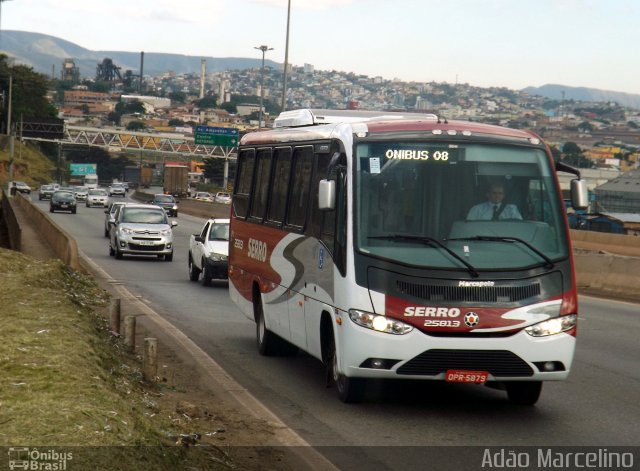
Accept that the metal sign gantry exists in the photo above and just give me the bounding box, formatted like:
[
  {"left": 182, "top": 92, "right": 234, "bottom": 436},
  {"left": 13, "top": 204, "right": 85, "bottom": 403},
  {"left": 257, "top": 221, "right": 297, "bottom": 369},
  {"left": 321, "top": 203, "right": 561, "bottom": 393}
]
[{"left": 21, "top": 125, "right": 237, "bottom": 159}]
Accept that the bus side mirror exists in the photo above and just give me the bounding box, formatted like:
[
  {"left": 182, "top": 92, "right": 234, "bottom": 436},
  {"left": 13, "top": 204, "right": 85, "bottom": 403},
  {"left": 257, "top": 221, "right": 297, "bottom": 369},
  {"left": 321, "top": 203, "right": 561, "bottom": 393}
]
[
  {"left": 318, "top": 179, "right": 336, "bottom": 210},
  {"left": 570, "top": 179, "right": 588, "bottom": 210}
]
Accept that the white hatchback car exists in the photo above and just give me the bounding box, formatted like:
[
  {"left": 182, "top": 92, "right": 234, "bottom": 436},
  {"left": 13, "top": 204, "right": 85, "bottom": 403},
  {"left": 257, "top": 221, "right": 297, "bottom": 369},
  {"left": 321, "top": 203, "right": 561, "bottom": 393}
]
[{"left": 214, "top": 192, "right": 231, "bottom": 204}]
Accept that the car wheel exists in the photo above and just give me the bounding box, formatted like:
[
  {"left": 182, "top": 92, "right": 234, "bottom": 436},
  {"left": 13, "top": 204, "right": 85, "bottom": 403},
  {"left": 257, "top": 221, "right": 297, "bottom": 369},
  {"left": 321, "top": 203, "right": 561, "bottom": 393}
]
[
  {"left": 506, "top": 381, "right": 542, "bottom": 406},
  {"left": 188, "top": 257, "right": 200, "bottom": 281},
  {"left": 71, "top": 209, "right": 76, "bottom": 214},
  {"left": 327, "top": 329, "right": 365, "bottom": 403},
  {"left": 165, "top": 252, "right": 173, "bottom": 262},
  {"left": 114, "top": 241, "right": 123, "bottom": 259},
  {"left": 50, "top": 207, "right": 54, "bottom": 213},
  {"left": 104, "top": 227, "right": 109, "bottom": 238},
  {"left": 109, "top": 243, "right": 115, "bottom": 256},
  {"left": 201, "top": 259, "right": 212, "bottom": 286}
]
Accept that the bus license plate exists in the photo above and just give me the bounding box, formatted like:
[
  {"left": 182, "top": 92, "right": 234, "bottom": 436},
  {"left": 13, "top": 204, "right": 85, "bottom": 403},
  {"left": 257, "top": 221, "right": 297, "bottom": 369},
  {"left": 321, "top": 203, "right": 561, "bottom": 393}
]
[{"left": 445, "top": 370, "right": 488, "bottom": 384}]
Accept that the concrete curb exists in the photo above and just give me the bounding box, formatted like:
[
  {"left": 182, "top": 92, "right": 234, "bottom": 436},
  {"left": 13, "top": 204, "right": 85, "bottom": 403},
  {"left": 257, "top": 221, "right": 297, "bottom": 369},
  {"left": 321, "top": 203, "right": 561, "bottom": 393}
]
[{"left": 78, "top": 251, "right": 339, "bottom": 471}]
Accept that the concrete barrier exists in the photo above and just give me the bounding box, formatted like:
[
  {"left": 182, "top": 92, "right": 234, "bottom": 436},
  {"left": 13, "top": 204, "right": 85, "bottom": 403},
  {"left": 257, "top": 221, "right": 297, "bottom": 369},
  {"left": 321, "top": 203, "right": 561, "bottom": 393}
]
[
  {"left": 574, "top": 251, "right": 640, "bottom": 303},
  {"left": 570, "top": 229, "right": 640, "bottom": 257},
  {"left": 133, "top": 191, "right": 231, "bottom": 220},
  {"left": 10, "top": 192, "right": 82, "bottom": 272}
]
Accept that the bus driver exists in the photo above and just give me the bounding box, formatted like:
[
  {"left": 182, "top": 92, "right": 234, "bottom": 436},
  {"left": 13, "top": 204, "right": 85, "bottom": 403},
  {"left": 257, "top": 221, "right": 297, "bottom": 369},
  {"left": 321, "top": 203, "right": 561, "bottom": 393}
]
[{"left": 467, "top": 182, "right": 522, "bottom": 221}]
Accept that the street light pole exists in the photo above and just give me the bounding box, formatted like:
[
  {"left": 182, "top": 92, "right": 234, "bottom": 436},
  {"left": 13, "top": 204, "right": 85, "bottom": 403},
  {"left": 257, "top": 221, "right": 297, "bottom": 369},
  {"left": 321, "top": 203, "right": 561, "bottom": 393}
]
[
  {"left": 254, "top": 45, "right": 273, "bottom": 129},
  {"left": 281, "top": 0, "right": 291, "bottom": 113}
]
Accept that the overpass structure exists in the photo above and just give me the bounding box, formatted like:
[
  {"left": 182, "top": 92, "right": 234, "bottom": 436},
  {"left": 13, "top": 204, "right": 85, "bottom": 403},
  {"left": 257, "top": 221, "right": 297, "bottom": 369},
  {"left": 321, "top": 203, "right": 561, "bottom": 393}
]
[{"left": 23, "top": 125, "right": 237, "bottom": 159}]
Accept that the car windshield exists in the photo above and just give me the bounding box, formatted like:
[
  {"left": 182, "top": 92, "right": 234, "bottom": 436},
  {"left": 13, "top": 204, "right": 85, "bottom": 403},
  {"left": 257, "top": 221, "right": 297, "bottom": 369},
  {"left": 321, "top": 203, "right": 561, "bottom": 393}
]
[
  {"left": 121, "top": 209, "right": 167, "bottom": 224},
  {"left": 54, "top": 192, "right": 74, "bottom": 201},
  {"left": 155, "top": 195, "right": 174, "bottom": 203},
  {"left": 89, "top": 189, "right": 108, "bottom": 195},
  {"left": 209, "top": 223, "right": 229, "bottom": 241},
  {"left": 41, "top": 185, "right": 53, "bottom": 190},
  {"left": 356, "top": 140, "right": 568, "bottom": 271}
]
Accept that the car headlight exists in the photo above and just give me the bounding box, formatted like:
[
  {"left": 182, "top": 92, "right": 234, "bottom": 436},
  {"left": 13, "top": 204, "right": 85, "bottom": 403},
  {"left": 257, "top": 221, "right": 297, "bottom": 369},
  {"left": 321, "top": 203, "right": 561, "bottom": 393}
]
[
  {"left": 208, "top": 253, "right": 227, "bottom": 262},
  {"left": 159, "top": 229, "right": 172, "bottom": 236},
  {"left": 120, "top": 227, "right": 134, "bottom": 235},
  {"left": 525, "top": 314, "right": 577, "bottom": 337},
  {"left": 172, "top": 205, "right": 178, "bottom": 210},
  {"left": 348, "top": 309, "right": 413, "bottom": 335}
]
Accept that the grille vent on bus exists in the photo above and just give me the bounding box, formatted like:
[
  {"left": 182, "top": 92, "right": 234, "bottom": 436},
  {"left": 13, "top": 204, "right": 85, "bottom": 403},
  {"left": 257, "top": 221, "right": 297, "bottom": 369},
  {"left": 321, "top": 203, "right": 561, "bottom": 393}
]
[
  {"left": 396, "top": 280, "right": 541, "bottom": 303},
  {"left": 396, "top": 349, "right": 534, "bottom": 377}
]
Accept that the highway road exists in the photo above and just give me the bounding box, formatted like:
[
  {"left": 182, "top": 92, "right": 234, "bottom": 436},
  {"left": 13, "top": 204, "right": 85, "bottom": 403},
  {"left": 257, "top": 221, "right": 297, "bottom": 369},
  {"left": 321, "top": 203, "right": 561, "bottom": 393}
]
[{"left": 33, "top": 194, "right": 640, "bottom": 470}]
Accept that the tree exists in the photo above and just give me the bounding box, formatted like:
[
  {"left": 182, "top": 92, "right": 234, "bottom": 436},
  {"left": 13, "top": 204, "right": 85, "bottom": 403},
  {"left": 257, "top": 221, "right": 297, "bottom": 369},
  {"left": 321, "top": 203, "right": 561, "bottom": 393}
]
[
  {"left": 562, "top": 142, "right": 583, "bottom": 156},
  {"left": 126, "top": 121, "right": 146, "bottom": 131},
  {"left": 194, "top": 96, "right": 217, "bottom": 109},
  {"left": 561, "top": 142, "right": 591, "bottom": 168},
  {"left": 202, "top": 157, "right": 227, "bottom": 186},
  {"left": 0, "top": 54, "right": 58, "bottom": 132},
  {"left": 168, "top": 118, "right": 185, "bottom": 127},
  {"left": 168, "top": 92, "right": 186, "bottom": 104}
]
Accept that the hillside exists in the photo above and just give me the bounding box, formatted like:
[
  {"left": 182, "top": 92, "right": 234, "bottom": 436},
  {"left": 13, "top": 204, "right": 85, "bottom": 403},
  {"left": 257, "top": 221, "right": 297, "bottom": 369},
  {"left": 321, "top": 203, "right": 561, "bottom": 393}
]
[
  {"left": 523, "top": 84, "right": 640, "bottom": 110},
  {"left": 3, "top": 30, "right": 280, "bottom": 79},
  {"left": 0, "top": 137, "right": 56, "bottom": 188}
]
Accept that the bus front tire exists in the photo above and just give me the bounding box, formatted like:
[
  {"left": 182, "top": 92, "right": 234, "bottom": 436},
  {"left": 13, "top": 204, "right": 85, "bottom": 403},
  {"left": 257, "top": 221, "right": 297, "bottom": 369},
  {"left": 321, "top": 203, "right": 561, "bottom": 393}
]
[
  {"left": 506, "top": 381, "right": 542, "bottom": 405},
  {"left": 327, "top": 332, "right": 365, "bottom": 403}
]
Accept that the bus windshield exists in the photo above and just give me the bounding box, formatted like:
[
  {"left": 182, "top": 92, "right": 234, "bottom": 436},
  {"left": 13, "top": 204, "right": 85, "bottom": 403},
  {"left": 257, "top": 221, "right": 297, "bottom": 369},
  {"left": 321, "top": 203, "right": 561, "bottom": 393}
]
[{"left": 355, "top": 141, "right": 568, "bottom": 270}]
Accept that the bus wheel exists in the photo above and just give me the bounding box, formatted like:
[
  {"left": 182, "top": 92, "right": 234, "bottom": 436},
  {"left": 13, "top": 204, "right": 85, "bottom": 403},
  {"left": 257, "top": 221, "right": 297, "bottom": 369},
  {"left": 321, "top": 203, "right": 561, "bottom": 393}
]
[
  {"left": 255, "top": 298, "right": 279, "bottom": 356},
  {"left": 506, "top": 381, "right": 542, "bottom": 405},
  {"left": 327, "top": 331, "right": 365, "bottom": 403}
]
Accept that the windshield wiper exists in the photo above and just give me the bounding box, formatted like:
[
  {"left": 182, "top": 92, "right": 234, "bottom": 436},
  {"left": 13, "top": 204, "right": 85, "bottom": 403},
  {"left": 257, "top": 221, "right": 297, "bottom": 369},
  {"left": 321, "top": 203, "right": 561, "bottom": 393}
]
[
  {"left": 446, "top": 235, "right": 555, "bottom": 269},
  {"left": 368, "top": 234, "right": 479, "bottom": 278}
]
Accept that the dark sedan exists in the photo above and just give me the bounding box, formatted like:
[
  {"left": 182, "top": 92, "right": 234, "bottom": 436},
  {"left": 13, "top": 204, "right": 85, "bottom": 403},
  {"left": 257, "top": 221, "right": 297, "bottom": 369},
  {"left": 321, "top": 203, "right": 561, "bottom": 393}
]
[
  {"left": 151, "top": 194, "right": 178, "bottom": 217},
  {"left": 50, "top": 191, "right": 77, "bottom": 214}
]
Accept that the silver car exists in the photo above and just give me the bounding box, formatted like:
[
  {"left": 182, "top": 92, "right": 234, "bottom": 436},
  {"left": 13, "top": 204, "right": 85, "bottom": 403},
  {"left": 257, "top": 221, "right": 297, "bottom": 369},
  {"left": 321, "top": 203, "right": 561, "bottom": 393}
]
[
  {"left": 108, "top": 204, "right": 177, "bottom": 261},
  {"left": 86, "top": 188, "right": 109, "bottom": 207},
  {"left": 109, "top": 182, "right": 127, "bottom": 197},
  {"left": 73, "top": 186, "right": 89, "bottom": 201},
  {"left": 104, "top": 201, "right": 128, "bottom": 237}
]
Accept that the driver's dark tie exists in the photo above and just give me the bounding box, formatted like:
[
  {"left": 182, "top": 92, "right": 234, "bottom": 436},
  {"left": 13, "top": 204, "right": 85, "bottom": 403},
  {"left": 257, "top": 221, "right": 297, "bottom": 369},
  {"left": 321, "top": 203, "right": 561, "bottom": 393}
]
[{"left": 492, "top": 204, "right": 500, "bottom": 221}]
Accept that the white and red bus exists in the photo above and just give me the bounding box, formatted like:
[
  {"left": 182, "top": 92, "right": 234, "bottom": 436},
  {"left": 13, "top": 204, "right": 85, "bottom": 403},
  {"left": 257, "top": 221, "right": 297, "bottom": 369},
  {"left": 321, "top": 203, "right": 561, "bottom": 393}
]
[{"left": 228, "top": 108, "right": 588, "bottom": 404}]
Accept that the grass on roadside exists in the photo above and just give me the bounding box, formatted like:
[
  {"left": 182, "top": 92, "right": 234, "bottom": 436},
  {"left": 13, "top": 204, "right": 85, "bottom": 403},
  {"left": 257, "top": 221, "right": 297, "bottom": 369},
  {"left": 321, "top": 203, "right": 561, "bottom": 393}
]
[{"left": 0, "top": 248, "right": 251, "bottom": 470}]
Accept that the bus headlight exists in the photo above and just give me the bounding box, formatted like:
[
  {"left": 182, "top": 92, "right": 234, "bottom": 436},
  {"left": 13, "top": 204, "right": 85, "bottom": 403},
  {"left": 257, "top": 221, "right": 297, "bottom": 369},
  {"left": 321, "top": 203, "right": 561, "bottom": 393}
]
[
  {"left": 525, "top": 314, "right": 577, "bottom": 337},
  {"left": 349, "top": 309, "right": 413, "bottom": 335}
]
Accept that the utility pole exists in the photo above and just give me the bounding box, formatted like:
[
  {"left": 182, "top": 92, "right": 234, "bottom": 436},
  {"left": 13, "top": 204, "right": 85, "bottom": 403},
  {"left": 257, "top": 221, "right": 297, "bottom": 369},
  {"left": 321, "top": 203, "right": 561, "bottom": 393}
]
[
  {"left": 281, "top": 0, "right": 291, "bottom": 113},
  {"left": 254, "top": 45, "right": 273, "bottom": 129}
]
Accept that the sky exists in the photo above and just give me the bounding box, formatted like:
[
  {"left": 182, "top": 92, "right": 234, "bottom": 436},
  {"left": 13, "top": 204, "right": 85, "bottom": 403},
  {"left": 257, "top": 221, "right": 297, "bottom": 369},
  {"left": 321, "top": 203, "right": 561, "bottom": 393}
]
[{"left": 2, "top": 0, "right": 638, "bottom": 95}]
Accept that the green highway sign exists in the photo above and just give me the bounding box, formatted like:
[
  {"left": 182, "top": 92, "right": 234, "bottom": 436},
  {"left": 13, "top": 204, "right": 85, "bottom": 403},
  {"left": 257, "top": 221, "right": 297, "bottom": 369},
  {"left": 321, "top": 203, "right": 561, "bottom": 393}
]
[{"left": 194, "top": 126, "right": 239, "bottom": 147}]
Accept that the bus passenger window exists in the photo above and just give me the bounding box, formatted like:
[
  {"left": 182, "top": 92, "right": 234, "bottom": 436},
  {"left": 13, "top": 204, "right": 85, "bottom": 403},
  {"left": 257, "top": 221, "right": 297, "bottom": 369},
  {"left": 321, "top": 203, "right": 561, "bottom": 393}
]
[{"left": 286, "top": 147, "right": 313, "bottom": 228}]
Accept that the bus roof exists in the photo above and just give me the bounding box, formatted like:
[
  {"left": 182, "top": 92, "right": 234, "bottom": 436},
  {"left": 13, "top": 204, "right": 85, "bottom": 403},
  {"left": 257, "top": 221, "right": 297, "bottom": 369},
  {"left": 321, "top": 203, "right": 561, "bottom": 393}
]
[
  {"left": 273, "top": 108, "right": 438, "bottom": 128},
  {"left": 244, "top": 109, "right": 543, "bottom": 147}
]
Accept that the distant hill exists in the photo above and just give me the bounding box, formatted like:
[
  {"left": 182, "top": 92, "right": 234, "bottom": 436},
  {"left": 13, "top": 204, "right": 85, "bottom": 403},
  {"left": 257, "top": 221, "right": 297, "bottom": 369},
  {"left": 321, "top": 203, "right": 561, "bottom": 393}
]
[
  {"left": 2, "top": 30, "right": 280, "bottom": 78},
  {"left": 523, "top": 84, "right": 640, "bottom": 110}
]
